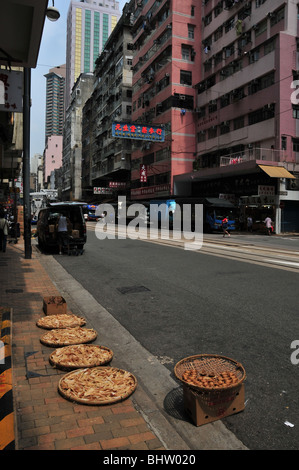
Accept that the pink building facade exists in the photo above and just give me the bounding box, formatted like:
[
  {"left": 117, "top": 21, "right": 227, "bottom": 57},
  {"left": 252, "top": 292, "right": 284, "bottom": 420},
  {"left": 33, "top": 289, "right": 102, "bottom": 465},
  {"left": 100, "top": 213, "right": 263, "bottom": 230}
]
[
  {"left": 130, "top": 0, "right": 201, "bottom": 200},
  {"left": 43, "top": 135, "right": 63, "bottom": 185},
  {"left": 173, "top": 0, "right": 299, "bottom": 233},
  {"left": 193, "top": 0, "right": 299, "bottom": 165}
]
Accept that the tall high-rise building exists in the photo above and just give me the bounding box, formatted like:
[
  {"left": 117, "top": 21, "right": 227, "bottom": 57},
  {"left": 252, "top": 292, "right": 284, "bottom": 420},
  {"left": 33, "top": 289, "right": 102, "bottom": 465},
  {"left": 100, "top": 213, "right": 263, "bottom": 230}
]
[
  {"left": 43, "top": 65, "right": 66, "bottom": 187},
  {"left": 65, "top": 0, "right": 121, "bottom": 110},
  {"left": 44, "top": 66, "right": 66, "bottom": 143}
]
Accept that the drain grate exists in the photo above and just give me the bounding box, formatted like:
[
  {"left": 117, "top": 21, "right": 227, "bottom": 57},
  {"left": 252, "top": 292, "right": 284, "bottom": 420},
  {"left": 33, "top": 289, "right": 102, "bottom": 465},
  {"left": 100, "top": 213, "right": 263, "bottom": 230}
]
[
  {"left": 117, "top": 285, "right": 150, "bottom": 295},
  {"left": 6, "top": 289, "right": 24, "bottom": 293}
]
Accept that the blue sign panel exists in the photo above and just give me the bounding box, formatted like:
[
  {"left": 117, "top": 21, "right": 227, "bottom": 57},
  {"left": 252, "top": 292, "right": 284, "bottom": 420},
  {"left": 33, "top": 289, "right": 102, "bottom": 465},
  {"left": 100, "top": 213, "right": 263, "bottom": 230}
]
[{"left": 112, "top": 122, "right": 165, "bottom": 142}]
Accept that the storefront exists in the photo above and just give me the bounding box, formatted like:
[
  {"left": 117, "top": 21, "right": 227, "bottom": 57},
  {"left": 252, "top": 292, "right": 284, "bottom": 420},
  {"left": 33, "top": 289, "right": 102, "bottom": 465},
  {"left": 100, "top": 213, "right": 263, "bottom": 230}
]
[{"left": 173, "top": 160, "right": 296, "bottom": 233}]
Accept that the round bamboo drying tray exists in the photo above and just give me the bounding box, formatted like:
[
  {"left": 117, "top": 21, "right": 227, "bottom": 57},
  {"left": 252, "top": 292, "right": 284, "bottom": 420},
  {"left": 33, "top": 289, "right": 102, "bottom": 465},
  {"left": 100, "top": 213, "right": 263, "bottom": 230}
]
[
  {"left": 40, "top": 327, "right": 97, "bottom": 347},
  {"left": 36, "top": 314, "right": 86, "bottom": 330},
  {"left": 58, "top": 366, "right": 137, "bottom": 405},
  {"left": 49, "top": 344, "right": 113, "bottom": 370},
  {"left": 174, "top": 354, "right": 246, "bottom": 393}
]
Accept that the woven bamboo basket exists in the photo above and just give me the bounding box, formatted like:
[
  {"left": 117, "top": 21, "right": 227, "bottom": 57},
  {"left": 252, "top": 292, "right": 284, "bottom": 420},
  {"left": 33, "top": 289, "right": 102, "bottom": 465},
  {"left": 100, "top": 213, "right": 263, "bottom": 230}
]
[
  {"left": 49, "top": 344, "right": 113, "bottom": 370},
  {"left": 174, "top": 354, "right": 246, "bottom": 393},
  {"left": 58, "top": 366, "right": 137, "bottom": 405},
  {"left": 36, "top": 314, "right": 86, "bottom": 330},
  {"left": 40, "top": 327, "right": 97, "bottom": 348}
]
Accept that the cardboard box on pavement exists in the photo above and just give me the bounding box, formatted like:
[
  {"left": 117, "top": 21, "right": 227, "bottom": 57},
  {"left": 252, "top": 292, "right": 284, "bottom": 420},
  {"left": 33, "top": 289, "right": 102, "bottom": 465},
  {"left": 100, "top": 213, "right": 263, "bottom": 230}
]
[
  {"left": 43, "top": 296, "right": 67, "bottom": 315},
  {"left": 183, "top": 383, "right": 245, "bottom": 426}
]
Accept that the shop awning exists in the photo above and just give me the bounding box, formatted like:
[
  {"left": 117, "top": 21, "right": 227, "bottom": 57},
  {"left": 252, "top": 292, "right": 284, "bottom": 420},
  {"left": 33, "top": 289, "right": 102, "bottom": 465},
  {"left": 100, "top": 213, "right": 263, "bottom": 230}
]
[{"left": 258, "top": 165, "right": 295, "bottom": 179}]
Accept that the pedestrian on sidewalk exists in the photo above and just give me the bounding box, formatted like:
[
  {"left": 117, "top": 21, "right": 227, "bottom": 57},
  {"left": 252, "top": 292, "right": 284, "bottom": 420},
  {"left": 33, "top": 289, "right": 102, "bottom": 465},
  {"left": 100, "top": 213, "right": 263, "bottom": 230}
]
[
  {"left": 0, "top": 209, "right": 9, "bottom": 252},
  {"left": 264, "top": 216, "right": 273, "bottom": 235},
  {"left": 222, "top": 216, "right": 230, "bottom": 237},
  {"left": 247, "top": 216, "right": 253, "bottom": 232},
  {"left": 57, "top": 213, "right": 72, "bottom": 254}
]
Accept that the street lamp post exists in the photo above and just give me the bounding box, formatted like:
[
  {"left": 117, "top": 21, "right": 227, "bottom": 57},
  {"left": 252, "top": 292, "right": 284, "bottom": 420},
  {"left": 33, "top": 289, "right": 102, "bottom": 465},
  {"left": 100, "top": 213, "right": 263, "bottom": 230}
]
[
  {"left": 23, "top": 67, "right": 32, "bottom": 259},
  {"left": 21, "top": 2, "right": 60, "bottom": 259}
]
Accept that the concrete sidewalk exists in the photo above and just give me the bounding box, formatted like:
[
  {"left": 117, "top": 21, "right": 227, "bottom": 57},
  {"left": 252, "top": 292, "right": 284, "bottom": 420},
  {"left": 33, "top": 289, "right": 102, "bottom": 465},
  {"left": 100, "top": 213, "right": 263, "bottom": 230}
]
[{"left": 0, "top": 241, "right": 165, "bottom": 451}]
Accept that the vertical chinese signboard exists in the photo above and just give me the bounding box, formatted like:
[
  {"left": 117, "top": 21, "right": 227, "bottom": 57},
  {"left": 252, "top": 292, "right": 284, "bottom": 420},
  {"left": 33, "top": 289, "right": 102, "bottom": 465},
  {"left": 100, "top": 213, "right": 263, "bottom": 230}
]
[{"left": 140, "top": 164, "right": 147, "bottom": 183}]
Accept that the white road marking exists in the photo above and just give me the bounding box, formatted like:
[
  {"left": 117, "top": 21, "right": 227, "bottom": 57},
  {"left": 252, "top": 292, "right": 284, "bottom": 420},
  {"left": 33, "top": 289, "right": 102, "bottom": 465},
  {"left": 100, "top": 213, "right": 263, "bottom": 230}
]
[{"left": 263, "top": 259, "right": 299, "bottom": 267}]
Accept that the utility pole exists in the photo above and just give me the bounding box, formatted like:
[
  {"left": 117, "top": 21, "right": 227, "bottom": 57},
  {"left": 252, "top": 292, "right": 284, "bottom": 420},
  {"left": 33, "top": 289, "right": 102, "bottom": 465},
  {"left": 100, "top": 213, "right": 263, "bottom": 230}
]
[{"left": 23, "top": 67, "right": 32, "bottom": 259}]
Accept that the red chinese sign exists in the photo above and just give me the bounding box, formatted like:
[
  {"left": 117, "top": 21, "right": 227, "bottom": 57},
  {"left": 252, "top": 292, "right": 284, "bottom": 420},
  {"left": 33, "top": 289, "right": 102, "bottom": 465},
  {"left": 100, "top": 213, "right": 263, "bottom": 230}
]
[
  {"left": 131, "top": 184, "right": 170, "bottom": 198},
  {"left": 109, "top": 182, "right": 127, "bottom": 188}
]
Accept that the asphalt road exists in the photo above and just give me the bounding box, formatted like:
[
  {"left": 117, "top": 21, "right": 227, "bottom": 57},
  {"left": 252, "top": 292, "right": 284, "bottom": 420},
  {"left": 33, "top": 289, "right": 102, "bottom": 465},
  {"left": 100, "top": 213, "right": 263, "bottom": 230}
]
[{"left": 52, "top": 228, "right": 299, "bottom": 450}]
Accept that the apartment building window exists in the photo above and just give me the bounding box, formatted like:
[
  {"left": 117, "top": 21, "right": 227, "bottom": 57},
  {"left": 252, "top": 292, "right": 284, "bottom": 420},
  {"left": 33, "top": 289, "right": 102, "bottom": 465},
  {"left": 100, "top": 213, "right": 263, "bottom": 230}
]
[
  {"left": 220, "top": 121, "right": 230, "bottom": 135},
  {"left": 188, "top": 24, "right": 195, "bottom": 39},
  {"left": 220, "top": 60, "right": 241, "bottom": 80},
  {"left": 256, "top": 0, "right": 267, "bottom": 7},
  {"left": 292, "top": 105, "right": 299, "bottom": 119},
  {"left": 197, "top": 75, "right": 216, "bottom": 94},
  {"left": 281, "top": 136, "right": 287, "bottom": 150},
  {"left": 264, "top": 38, "right": 275, "bottom": 55},
  {"left": 233, "top": 116, "right": 245, "bottom": 130},
  {"left": 224, "top": 17, "right": 235, "bottom": 33},
  {"left": 208, "top": 99, "right": 217, "bottom": 113},
  {"left": 143, "top": 153, "right": 154, "bottom": 166},
  {"left": 182, "top": 45, "right": 191, "bottom": 61},
  {"left": 173, "top": 94, "right": 194, "bottom": 109},
  {"left": 248, "top": 72, "right": 275, "bottom": 95},
  {"left": 238, "top": 32, "right": 251, "bottom": 50},
  {"left": 224, "top": 44, "right": 234, "bottom": 59},
  {"left": 197, "top": 131, "right": 206, "bottom": 143},
  {"left": 156, "top": 147, "right": 170, "bottom": 162},
  {"left": 238, "top": 4, "right": 251, "bottom": 21},
  {"left": 248, "top": 104, "right": 275, "bottom": 125},
  {"left": 249, "top": 48, "right": 260, "bottom": 64},
  {"left": 197, "top": 106, "right": 206, "bottom": 118},
  {"left": 214, "top": 26, "right": 223, "bottom": 42},
  {"left": 254, "top": 19, "right": 267, "bottom": 37},
  {"left": 270, "top": 6, "right": 285, "bottom": 27},
  {"left": 191, "top": 5, "right": 195, "bottom": 17},
  {"left": 214, "top": 51, "right": 223, "bottom": 66},
  {"left": 231, "top": 87, "right": 246, "bottom": 102},
  {"left": 214, "top": 1, "right": 223, "bottom": 17},
  {"left": 220, "top": 93, "right": 230, "bottom": 108},
  {"left": 180, "top": 70, "right": 192, "bottom": 86},
  {"left": 204, "top": 59, "right": 212, "bottom": 72},
  {"left": 292, "top": 139, "right": 299, "bottom": 152},
  {"left": 155, "top": 172, "right": 170, "bottom": 185},
  {"left": 204, "top": 13, "right": 212, "bottom": 26},
  {"left": 208, "top": 126, "right": 217, "bottom": 139}
]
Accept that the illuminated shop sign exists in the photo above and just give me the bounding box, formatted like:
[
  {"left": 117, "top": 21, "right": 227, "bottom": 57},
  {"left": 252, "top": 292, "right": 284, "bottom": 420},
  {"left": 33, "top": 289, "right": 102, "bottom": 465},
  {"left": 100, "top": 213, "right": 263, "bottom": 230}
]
[{"left": 112, "top": 122, "right": 165, "bottom": 142}]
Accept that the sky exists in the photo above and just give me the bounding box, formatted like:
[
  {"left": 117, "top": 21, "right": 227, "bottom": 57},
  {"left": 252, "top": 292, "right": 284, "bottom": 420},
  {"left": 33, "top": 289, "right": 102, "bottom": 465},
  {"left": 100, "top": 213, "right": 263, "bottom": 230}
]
[{"left": 30, "top": 0, "right": 127, "bottom": 160}]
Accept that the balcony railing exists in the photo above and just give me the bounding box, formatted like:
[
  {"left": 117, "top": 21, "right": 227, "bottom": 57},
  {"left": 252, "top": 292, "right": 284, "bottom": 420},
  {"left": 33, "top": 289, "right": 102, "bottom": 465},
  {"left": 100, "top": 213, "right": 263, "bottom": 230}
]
[{"left": 219, "top": 148, "right": 286, "bottom": 167}]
